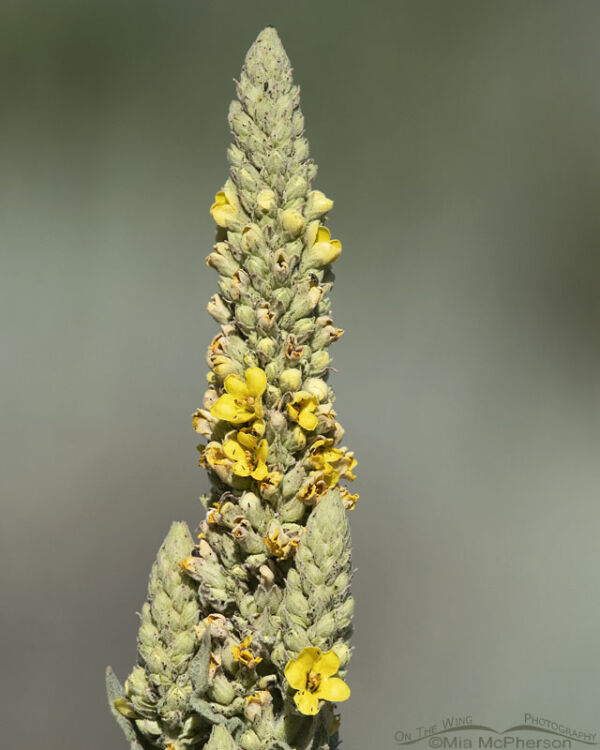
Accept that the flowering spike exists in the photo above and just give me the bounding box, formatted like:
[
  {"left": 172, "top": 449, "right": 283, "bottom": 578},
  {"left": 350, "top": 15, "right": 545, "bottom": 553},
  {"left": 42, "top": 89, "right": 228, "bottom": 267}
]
[{"left": 108, "top": 26, "right": 356, "bottom": 749}]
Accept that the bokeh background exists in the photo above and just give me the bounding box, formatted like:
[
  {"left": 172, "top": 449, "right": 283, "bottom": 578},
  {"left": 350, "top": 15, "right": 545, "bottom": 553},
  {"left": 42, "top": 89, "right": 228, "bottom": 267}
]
[{"left": 2, "top": 1, "right": 600, "bottom": 747}]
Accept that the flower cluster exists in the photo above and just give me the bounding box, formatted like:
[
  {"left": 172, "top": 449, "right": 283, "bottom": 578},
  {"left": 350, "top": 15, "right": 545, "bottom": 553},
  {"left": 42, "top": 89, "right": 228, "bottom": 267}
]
[{"left": 108, "top": 27, "right": 355, "bottom": 750}]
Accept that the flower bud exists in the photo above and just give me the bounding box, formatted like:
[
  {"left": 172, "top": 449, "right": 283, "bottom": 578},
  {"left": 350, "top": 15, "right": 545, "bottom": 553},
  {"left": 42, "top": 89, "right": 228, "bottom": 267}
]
[
  {"left": 227, "top": 143, "right": 244, "bottom": 167},
  {"left": 285, "top": 424, "right": 307, "bottom": 452},
  {"left": 264, "top": 360, "right": 282, "bottom": 383},
  {"left": 279, "top": 497, "right": 307, "bottom": 523},
  {"left": 294, "top": 138, "right": 309, "bottom": 162},
  {"left": 281, "top": 462, "right": 306, "bottom": 499},
  {"left": 164, "top": 683, "right": 189, "bottom": 713},
  {"left": 239, "top": 492, "right": 267, "bottom": 530},
  {"left": 210, "top": 673, "right": 236, "bottom": 705},
  {"left": 303, "top": 377, "right": 329, "bottom": 401},
  {"left": 279, "top": 368, "right": 303, "bottom": 392},
  {"left": 281, "top": 284, "right": 323, "bottom": 326},
  {"left": 239, "top": 730, "right": 262, "bottom": 750},
  {"left": 305, "top": 189, "right": 334, "bottom": 220},
  {"left": 284, "top": 173, "right": 308, "bottom": 202},
  {"left": 256, "top": 188, "right": 277, "bottom": 212},
  {"left": 267, "top": 408, "right": 286, "bottom": 433},
  {"left": 313, "top": 611, "right": 336, "bottom": 640},
  {"left": 308, "top": 350, "right": 331, "bottom": 375},
  {"left": 272, "top": 286, "right": 293, "bottom": 309},
  {"left": 239, "top": 165, "right": 260, "bottom": 193},
  {"left": 257, "top": 336, "right": 276, "bottom": 358},
  {"left": 281, "top": 208, "right": 306, "bottom": 237},
  {"left": 266, "top": 148, "right": 286, "bottom": 175},
  {"left": 246, "top": 255, "right": 269, "bottom": 280},
  {"left": 291, "top": 317, "right": 316, "bottom": 342},
  {"left": 285, "top": 587, "right": 309, "bottom": 619},
  {"left": 332, "top": 642, "right": 352, "bottom": 669},
  {"left": 284, "top": 627, "right": 311, "bottom": 654},
  {"left": 241, "top": 224, "right": 265, "bottom": 253},
  {"left": 235, "top": 304, "right": 256, "bottom": 329},
  {"left": 205, "top": 724, "right": 238, "bottom": 750}
]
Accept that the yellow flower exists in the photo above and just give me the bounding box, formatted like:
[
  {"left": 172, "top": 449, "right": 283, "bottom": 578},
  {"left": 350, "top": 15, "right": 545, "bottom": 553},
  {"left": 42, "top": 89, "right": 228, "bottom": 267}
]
[
  {"left": 210, "top": 190, "right": 237, "bottom": 227},
  {"left": 232, "top": 635, "right": 262, "bottom": 668},
  {"left": 211, "top": 367, "right": 267, "bottom": 424},
  {"left": 306, "top": 438, "right": 357, "bottom": 486},
  {"left": 284, "top": 647, "right": 350, "bottom": 716},
  {"left": 223, "top": 433, "right": 269, "bottom": 481},
  {"left": 306, "top": 226, "right": 342, "bottom": 266},
  {"left": 287, "top": 391, "right": 319, "bottom": 431}
]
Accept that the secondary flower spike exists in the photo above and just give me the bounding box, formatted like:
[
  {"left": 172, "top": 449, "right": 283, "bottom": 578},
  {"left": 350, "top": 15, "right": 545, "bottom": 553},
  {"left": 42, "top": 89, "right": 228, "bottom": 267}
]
[{"left": 107, "top": 26, "right": 356, "bottom": 750}]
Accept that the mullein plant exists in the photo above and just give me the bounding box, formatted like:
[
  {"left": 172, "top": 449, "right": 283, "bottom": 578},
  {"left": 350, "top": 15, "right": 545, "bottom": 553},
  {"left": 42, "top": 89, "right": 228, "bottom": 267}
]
[{"left": 107, "top": 26, "right": 357, "bottom": 750}]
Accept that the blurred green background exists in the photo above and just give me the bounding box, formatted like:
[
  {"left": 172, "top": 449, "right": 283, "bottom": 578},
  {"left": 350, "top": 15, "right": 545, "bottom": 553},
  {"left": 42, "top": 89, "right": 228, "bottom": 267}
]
[{"left": 2, "top": 0, "right": 600, "bottom": 747}]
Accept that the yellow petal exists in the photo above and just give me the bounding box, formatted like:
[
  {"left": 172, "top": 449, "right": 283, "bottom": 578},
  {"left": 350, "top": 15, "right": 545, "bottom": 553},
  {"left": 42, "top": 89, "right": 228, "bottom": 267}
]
[
  {"left": 241, "top": 418, "right": 265, "bottom": 438},
  {"left": 299, "top": 410, "right": 318, "bottom": 431},
  {"left": 223, "top": 439, "right": 246, "bottom": 462},
  {"left": 211, "top": 394, "right": 254, "bottom": 424},
  {"left": 316, "top": 677, "right": 350, "bottom": 703},
  {"left": 224, "top": 373, "right": 249, "bottom": 398},
  {"left": 210, "top": 192, "right": 233, "bottom": 228},
  {"left": 251, "top": 461, "right": 268, "bottom": 481},
  {"left": 294, "top": 689, "right": 319, "bottom": 716},
  {"left": 237, "top": 431, "right": 258, "bottom": 451},
  {"left": 232, "top": 460, "right": 251, "bottom": 477},
  {"left": 256, "top": 439, "right": 268, "bottom": 462},
  {"left": 210, "top": 394, "right": 240, "bottom": 421},
  {"left": 284, "top": 647, "right": 320, "bottom": 690},
  {"left": 329, "top": 240, "right": 342, "bottom": 263},
  {"left": 313, "top": 650, "right": 340, "bottom": 679},
  {"left": 315, "top": 226, "right": 331, "bottom": 244},
  {"left": 245, "top": 367, "right": 267, "bottom": 397},
  {"left": 286, "top": 403, "right": 299, "bottom": 421}
]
